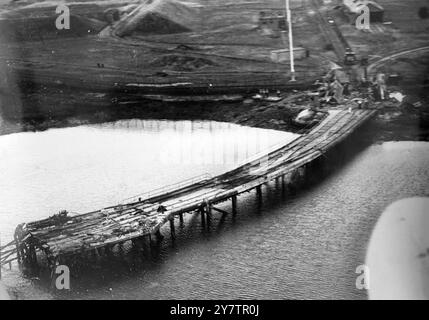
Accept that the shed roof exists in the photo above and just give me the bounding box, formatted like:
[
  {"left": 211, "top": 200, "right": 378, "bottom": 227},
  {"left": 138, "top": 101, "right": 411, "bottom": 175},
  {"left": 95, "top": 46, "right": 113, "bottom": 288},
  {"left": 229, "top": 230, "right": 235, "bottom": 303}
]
[{"left": 343, "top": 0, "right": 383, "bottom": 13}]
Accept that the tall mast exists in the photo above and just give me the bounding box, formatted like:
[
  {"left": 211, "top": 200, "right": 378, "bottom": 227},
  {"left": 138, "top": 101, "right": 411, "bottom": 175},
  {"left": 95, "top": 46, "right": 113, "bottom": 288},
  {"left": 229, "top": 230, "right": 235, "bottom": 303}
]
[{"left": 285, "top": 0, "right": 296, "bottom": 81}]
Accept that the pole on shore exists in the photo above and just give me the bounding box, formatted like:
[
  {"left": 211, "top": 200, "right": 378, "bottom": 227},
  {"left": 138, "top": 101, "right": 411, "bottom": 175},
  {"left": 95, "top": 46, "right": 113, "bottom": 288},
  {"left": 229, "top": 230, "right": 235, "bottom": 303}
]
[{"left": 285, "top": 0, "right": 296, "bottom": 81}]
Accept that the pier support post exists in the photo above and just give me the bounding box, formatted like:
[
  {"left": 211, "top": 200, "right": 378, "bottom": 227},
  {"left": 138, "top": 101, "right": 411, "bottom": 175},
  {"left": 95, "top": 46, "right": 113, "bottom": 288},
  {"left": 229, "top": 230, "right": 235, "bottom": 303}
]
[
  {"left": 231, "top": 196, "right": 237, "bottom": 216},
  {"left": 48, "top": 258, "right": 59, "bottom": 289},
  {"left": 179, "top": 213, "right": 184, "bottom": 225},
  {"left": 22, "top": 242, "right": 38, "bottom": 271},
  {"left": 105, "top": 245, "right": 113, "bottom": 256},
  {"left": 32, "top": 245, "right": 38, "bottom": 268},
  {"left": 169, "top": 218, "right": 176, "bottom": 240},
  {"left": 256, "top": 185, "right": 262, "bottom": 203},
  {"left": 206, "top": 204, "right": 212, "bottom": 226},
  {"left": 14, "top": 225, "right": 23, "bottom": 268},
  {"left": 200, "top": 208, "right": 206, "bottom": 227},
  {"left": 281, "top": 174, "right": 286, "bottom": 194},
  {"left": 155, "top": 229, "right": 164, "bottom": 242}
]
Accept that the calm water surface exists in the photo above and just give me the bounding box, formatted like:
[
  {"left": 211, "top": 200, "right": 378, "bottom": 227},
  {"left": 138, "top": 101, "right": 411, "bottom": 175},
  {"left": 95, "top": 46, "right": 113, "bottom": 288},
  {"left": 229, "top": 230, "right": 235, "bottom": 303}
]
[{"left": 1, "top": 119, "right": 428, "bottom": 300}]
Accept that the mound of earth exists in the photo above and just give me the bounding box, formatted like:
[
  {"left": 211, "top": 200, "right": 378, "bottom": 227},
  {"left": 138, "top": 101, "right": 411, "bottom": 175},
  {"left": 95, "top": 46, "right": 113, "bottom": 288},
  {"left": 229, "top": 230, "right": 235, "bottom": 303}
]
[
  {"left": 0, "top": 14, "right": 106, "bottom": 41},
  {"left": 151, "top": 54, "right": 216, "bottom": 71},
  {"left": 114, "top": 0, "right": 200, "bottom": 37},
  {"left": 0, "top": 1, "right": 120, "bottom": 42},
  {"left": 129, "top": 12, "right": 190, "bottom": 34}
]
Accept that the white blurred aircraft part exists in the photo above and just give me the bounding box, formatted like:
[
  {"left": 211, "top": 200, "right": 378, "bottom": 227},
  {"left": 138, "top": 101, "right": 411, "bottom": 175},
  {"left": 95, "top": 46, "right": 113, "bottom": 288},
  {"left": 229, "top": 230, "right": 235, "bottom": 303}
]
[{"left": 366, "top": 198, "right": 429, "bottom": 300}]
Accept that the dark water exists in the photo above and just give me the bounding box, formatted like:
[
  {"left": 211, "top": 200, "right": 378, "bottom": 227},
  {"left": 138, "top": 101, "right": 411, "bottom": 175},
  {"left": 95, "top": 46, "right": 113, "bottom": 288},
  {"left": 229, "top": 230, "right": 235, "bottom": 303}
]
[{"left": 1, "top": 120, "right": 429, "bottom": 300}]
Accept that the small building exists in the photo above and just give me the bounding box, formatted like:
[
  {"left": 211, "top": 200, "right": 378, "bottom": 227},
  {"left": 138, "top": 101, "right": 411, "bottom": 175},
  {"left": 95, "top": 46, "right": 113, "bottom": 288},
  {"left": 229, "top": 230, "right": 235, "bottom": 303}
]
[
  {"left": 366, "top": 2, "right": 384, "bottom": 23},
  {"left": 258, "top": 11, "right": 287, "bottom": 31},
  {"left": 270, "top": 47, "right": 307, "bottom": 63},
  {"left": 342, "top": 0, "right": 385, "bottom": 23}
]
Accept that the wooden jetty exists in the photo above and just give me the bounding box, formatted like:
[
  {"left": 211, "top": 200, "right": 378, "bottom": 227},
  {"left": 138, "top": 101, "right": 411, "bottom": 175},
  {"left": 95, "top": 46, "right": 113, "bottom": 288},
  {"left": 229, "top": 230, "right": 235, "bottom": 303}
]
[{"left": 0, "top": 108, "right": 377, "bottom": 272}]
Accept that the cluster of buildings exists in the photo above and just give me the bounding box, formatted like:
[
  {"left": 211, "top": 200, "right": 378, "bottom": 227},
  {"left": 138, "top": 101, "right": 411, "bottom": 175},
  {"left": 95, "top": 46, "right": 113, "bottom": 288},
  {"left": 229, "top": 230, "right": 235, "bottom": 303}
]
[
  {"left": 257, "top": 11, "right": 308, "bottom": 63},
  {"left": 259, "top": 1, "right": 385, "bottom": 64},
  {"left": 257, "top": 1, "right": 385, "bottom": 33},
  {"left": 342, "top": 0, "right": 385, "bottom": 23}
]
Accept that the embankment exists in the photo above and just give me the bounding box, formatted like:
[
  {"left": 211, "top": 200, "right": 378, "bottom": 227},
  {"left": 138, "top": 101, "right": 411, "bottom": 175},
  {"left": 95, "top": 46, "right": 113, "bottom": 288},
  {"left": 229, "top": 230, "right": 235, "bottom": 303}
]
[{"left": 0, "top": 84, "right": 304, "bottom": 136}]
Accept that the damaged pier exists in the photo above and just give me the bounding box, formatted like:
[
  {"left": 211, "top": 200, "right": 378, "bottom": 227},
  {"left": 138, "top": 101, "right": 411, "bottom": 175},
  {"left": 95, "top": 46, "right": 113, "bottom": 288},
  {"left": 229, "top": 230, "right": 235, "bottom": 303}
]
[{"left": 1, "top": 108, "right": 377, "bottom": 272}]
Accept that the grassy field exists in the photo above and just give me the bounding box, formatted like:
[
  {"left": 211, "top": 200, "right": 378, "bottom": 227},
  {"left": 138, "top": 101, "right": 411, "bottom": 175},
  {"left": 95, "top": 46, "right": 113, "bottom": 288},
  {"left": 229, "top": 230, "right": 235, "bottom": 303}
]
[
  {"left": 0, "top": 0, "right": 328, "bottom": 89},
  {"left": 0, "top": 0, "right": 328, "bottom": 130},
  {"left": 1, "top": 0, "right": 428, "bottom": 129}
]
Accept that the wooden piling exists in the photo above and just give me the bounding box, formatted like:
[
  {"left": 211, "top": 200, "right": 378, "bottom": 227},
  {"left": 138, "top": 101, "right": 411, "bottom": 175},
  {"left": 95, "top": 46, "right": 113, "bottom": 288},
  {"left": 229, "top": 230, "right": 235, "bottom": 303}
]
[
  {"left": 105, "top": 245, "right": 113, "bottom": 256},
  {"left": 206, "top": 204, "right": 212, "bottom": 226},
  {"left": 232, "top": 196, "right": 237, "bottom": 216},
  {"left": 179, "top": 213, "right": 184, "bottom": 224},
  {"left": 131, "top": 238, "right": 138, "bottom": 247},
  {"left": 155, "top": 229, "right": 164, "bottom": 241},
  {"left": 169, "top": 218, "right": 175, "bottom": 240},
  {"left": 13, "top": 229, "right": 22, "bottom": 267},
  {"left": 200, "top": 208, "right": 206, "bottom": 227},
  {"left": 256, "top": 185, "right": 262, "bottom": 202},
  {"left": 30, "top": 244, "right": 37, "bottom": 268},
  {"left": 281, "top": 174, "right": 286, "bottom": 194}
]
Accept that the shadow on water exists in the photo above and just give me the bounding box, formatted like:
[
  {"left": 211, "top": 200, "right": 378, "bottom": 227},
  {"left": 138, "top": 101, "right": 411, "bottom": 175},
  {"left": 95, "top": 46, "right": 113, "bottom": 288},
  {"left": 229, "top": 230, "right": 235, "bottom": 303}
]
[{"left": 27, "top": 120, "right": 375, "bottom": 298}]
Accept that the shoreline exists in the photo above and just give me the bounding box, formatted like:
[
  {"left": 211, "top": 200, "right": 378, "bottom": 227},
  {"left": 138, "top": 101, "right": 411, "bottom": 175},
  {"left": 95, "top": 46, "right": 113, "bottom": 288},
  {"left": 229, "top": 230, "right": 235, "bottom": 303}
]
[
  {"left": 1, "top": 88, "right": 428, "bottom": 143},
  {"left": 0, "top": 88, "right": 313, "bottom": 137}
]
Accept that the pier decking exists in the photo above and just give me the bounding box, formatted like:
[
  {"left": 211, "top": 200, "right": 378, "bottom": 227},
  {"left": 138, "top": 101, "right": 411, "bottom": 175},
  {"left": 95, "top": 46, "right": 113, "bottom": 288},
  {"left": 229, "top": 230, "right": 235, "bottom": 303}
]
[{"left": 1, "top": 108, "right": 377, "bottom": 270}]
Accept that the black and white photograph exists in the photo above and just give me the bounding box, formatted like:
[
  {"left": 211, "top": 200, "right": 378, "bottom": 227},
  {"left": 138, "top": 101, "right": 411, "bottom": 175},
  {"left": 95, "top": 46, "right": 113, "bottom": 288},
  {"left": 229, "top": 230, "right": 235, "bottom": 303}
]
[{"left": 0, "top": 0, "right": 428, "bottom": 303}]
